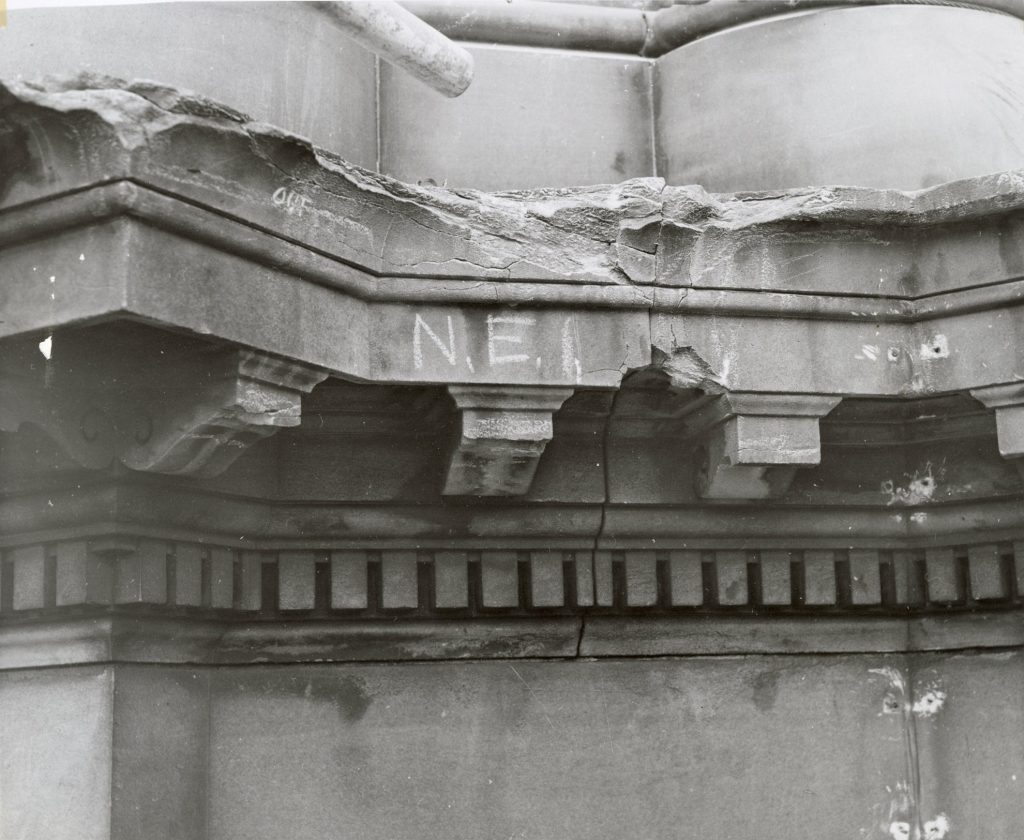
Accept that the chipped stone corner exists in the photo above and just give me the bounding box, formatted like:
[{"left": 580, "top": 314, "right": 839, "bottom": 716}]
[{"left": 649, "top": 341, "right": 728, "bottom": 394}]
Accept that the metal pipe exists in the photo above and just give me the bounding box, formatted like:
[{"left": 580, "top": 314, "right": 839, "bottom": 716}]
[{"left": 312, "top": 0, "right": 474, "bottom": 98}]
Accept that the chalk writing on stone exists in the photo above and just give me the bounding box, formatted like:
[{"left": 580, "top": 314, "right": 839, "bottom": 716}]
[
  {"left": 413, "top": 313, "right": 457, "bottom": 369},
  {"left": 487, "top": 314, "right": 536, "bottom": 366},
  {"left": 271, "top": 186, "right": 312, "bottom": 216}
]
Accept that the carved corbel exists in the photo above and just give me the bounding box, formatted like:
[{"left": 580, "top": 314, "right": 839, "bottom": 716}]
[
  {"left": 443, "top": 385, "right": 574, "bottom": 496},
  {"left": 970, "top": 383, "right": 1024, "bottom": 481},
  {"left": 120, "top": 350, "right": 328, "bottom": 476},
  {"left": 684, "top": 393, "right": 841, "bottom": 500},
  {"left": 1, "top": 340, "right": 327, "bottom": 477}
]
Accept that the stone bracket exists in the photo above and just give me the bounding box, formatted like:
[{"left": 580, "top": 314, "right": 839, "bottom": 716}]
[
  {"left": 971, "top": 383, "right": 1024, "bottom": 480},
  {"left": 443, "top": 385, "right": 574, "bottom": 496},
  {"left": 683, "top": 393, "right": 842, "bottom": 500},
  {"left": 1, "top": 343, "right": 327, "bottom": 478}
]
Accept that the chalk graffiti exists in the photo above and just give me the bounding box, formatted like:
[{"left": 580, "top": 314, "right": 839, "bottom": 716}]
[
  {"left": 413, "top": 313, "right": 456, "bottom": 369},
  {"left": 271, "top": 186, "right": 312, "bottom": 217},
  {"left": 487, "top": 314, "right": 536, "bottom": 366},
  {"left": 410, "top": 311, "right": 582, "bottom": 383}
]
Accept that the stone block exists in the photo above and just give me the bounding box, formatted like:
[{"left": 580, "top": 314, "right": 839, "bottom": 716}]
[
  {"left": 173, "top": 544, "right": 204, "bottom": 607},
  {"left": 803, "top": 550, "right": 837, "bottom": 606},
  {"left": 924, "top": 547, "right": 960, "bottom": 604},
  {"left": 593, "top": 550, "right": 615, "bottom": 607},
  {"left": 278, "top": 552, "right": 317, "bottom": 611},
  {"left": 759, "top": 551, "right": 793, "bottom": 606},
  {"left": 434, "top": 551, "right": 470, "bottom": 609},
  {"left": 624, "top": 550, "right": 658, "bottom": 607},
  {"left": 480, "top": 551, "right": 519, "bottom": 609},
  {"left": 10, "top": 544, "right": 46, "bottom": 610},
  {"left": 238, "top": 552, "right": 263, "bottom": 612},
  {"left": 331, "top": 551, "right": 369, "bottom": 611},
  {"left": 381, "top": 45, "right": 653, "bottom": 189},
  {"left": 891, "top": 550, "right": 925, "bottom": 606},
  {"left": 668, "top": 550, "right": 703, "bottom": 607},
  {"left": 529, "top": 550, "right": 564, "bottom": 608},
  {"left": 656, "top": 5, "right": 1024, "bottom": 191},
  {"left": 715, "top": 550, "right": 749, "bottom": 606},
  {"left": 54, "top": 541, "right": 93, "bottom": 606},
  {"left": 114, "top": 540, "right": 168, "bottom": 605},
  {"left": 381, "top": 551, "right": 419, "bottom": 610},
  {"left": 203, "top": 656, "right": 906, "bottom": 840},
  {"left": 848, "top": 549, "right": 882, "bottom": 606},
  {"left": 111, "top": 666, "right": 209, "bottom": 840},
  {"left": 210, "top": 548, "right": 235, "bottom": 609},
  {"left": 574, "top": 551, "right": 595, "bottom": 607},
  {"left": 0, "top": 665, "right": 113, "bottom": 840},
  {"left": 967, "top": 544, "right": 1006, "bottom": 601}
]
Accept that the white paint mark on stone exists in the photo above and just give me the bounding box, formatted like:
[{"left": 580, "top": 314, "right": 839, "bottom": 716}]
[
  {"left": 888, "top": 821, "right": 911, "bottom": 840},
  {"left": 38, "top": 335, "right": 52, "bottom": 360},
  {"left": 413, "top": 313, "right": 456, "bottom": 369},
  {"left": 79, "top": 253, "right": 85, "bottom": 261},
  {"left": 881, "top": 466, "right": 938, "bottom": 506},
  {"left": 464, "top": 355, "right": 475, "bottom": 373},
  {"left": 919, "top": 334, "right": 949, "bottom": 360},
  {"left": 912, "top": 688, "right": 946, "bottom": 718},
  {"left": 923, "top": 814, "right": 950, "bottom": 839},
  {"left": 487, "top": 313, "right": 535, "bottom": 366},
  {"left": 857, "top": 344, "right": 880, "bottom": 361}
]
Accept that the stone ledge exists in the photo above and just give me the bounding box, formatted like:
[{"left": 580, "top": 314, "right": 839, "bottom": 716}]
[{"left": 1, "top": 611, "right": 1021, "bottom": 670}]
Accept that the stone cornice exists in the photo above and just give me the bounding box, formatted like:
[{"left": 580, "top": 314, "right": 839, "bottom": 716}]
[
  {"left": 7, "top": 77, "right": 1024, "bottom": 287},
  {"left": 5, "top": 80, "right": 1024, "bottom": 413}
]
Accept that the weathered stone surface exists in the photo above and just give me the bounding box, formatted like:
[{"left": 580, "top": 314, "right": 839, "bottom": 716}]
[
  {"left": 194, "top": 657, "right": 909, "bottom": 840},
  {"left": 8, "top": 75, "right": 1024, "bottom": 291},
  {"left": 5, "top": 77, "right": 1024, "bottom": 406}
]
